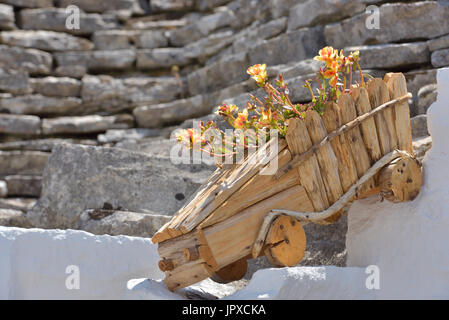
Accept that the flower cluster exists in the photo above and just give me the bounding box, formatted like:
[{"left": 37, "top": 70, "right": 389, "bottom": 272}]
[
  {"left": 315, "top": 46, "right": 362, "bottom": 96},
  {"left": 175, "top": 46, "right": 366, "bottom": 162}
]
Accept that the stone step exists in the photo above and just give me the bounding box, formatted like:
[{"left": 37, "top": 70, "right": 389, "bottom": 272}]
[
  {"left": 0, "top": 150, "right": 49, "bottom": 176},
  {"left": 133, "top": 95, "right": 209, "bottom": 128},
  {"left": 0, "top": 138, "right": 97, "bottom": 152},
  {"left": 0, "top": 197, "right": 37, "bottom": 212},
  {"left": 0, "top": 44, "right": 52, "bottom": 75},
  {"left": 3, "top": 175, "right": 42, "bottom": 197},
  {"left": 0, "top": 30, "right": 94, "bottom": 52},
  {"left": 0, "top": 114, "right": 41, "bottom": 136},
  {"left": 0, "top": 94, "right": 82, "bottom": 116},
  {"left": 20, "top": 8, "right": 119, "bottom": 36},
  {"left": 0, "top": 3, "right": 15, "bottom": 30},
  {"left": 0, "top": 208, "right": 32, "bottom": 228},
  {"left": 76, "top": 208, "right": 172, "bottom": 238},
  {"left": 42, "top": 114, "right": 133, "bottom": 135}
]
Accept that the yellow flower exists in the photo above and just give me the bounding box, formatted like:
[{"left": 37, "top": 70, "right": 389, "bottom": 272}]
[
  {"left": 233, "top": 108, "right": 248, "bottom": 129},
  {"left": 247, "top": 64, "right": 267, "bottom": 85},
  {"left": 216, "top": 103, "right": 238, "bottom": 116}
]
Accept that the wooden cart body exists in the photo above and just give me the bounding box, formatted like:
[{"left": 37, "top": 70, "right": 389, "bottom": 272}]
[{"left": 152, "top": 73, "right": 422, "bottom": 291}]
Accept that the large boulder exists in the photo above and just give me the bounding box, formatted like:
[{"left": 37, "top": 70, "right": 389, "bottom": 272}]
[{"left": 27, "top": 144, "right": 214, "bottom": 229}]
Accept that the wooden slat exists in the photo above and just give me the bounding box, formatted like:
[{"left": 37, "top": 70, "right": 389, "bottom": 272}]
[
  {"left": 321, "top": 101, "right": 358, "bottom": 193},
  {"left": 338, "top": 93, "right": 375, "bottom": 191},
  {"left": 203, "top": 185, "right": 313, "bottom": 268},
  {"left": 172, "top": 138, "right": 288, "bottom": 234},
  {"left": 164, "top": 260, "right": 213, "bottom": 291},
  {"left": 304, "top": 110, "right": 343, "bottom": 204},
  {"left": 286, "top": 118, "right": 329, "bottom": 211},
  {"left": 152, "top": 166, "right": 236, "bottom": 243},
  {"left": 351, "top": 86, "right": 382, "bottom": 162},
  {"left": 199, "top": 148, "right": 299, "bottom": 228},
  {"left": 385, "top": 73, "right": 414, "bottom": 155},
  {"left": 366, "top": 78, "right": 398, "bottom": 154}
]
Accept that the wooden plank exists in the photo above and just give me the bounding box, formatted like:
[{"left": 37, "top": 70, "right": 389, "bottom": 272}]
[
  {"left": 338, "top": 93, "right": 375, "bottom": 190},
  {"left": 203, "top": 185, "right": 313, "bottom": 268},
  {"left": 304, "top": 110, "right": 343, "bottom": 204},
  {"left": 286, "top": 118, "right": 329, "bottom": 211},
  {"left": 175, "top": 138, "right": 288, "bottom": 233},
  {"left": 321, "top": 101, "right": 358, "bottom": 193},
  {"left": 385, "top": 73, "right": 414, "bottom": 155},
  {"left": 199, "top": 148, "right": 299, "bottom": 228},
  {"left": 153, "top": 138, "right": 287, "bottom": 243},
  {"left": 164, "top": 260, "right": 213, "bottom": 291},
  {"left": 366, "top": 78, "right": 398, "bottom": 154},
  {"left": 351, "top": 86, "right": 382, "bottom": 162}
]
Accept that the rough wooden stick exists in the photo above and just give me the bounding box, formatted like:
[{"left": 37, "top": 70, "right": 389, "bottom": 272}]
[
  {"left": 367, "top": 79, "right": 394, "bottom": 155},
  {"left": 304, "top": 109, "right": 343, "bottom": 204},
  {"left": 275, "top": 93, "right": 411, "bottom": 180},
  {"left": 385, "top": 73, "right": 414, "bottom": 155},
  {"left": 253, "top": 149, "right": 410, "bottom": 258},
  {"left": 352, "top": 86, "right": 382, "bottom": 162},
  {"left": 321, "top": 101, "right": 358, "bottom": 193},
  {"left": 285, "top": 118, "right": 329, "bottom": 211}
]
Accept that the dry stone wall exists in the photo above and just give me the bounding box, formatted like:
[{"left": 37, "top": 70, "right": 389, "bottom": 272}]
[{"left": 0, "top": 0, "right": 441, "bottom": 217}]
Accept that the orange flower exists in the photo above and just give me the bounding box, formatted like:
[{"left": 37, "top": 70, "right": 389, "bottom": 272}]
[
  {"left": 314, "top": 46, "right": 338, "bottom": 67},
  {"left": 233, "top": 108, "right": 248, "bottom": 129},
  {"left": 329, "top": 74, "right": 338, "bottom": 88},
  {"left": 175, "top": 128, "right": 203, "bottom": 149},
  {"left": 320, "top": 60, "right": 340, "bottom": 88},
  {"left": 247, "top": 64, "right": 267, "bottom": 85}
]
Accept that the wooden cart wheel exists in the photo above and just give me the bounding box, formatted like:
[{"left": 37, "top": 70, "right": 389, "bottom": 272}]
[
  {"left": 263, "top": 215, "right": 306, "bottom": 267},
  {"left": 378, "top": 154, "right": 422, "bottom": 202},
  {"left": 211, "top": 257, "right": 248, "bottom": 283}
]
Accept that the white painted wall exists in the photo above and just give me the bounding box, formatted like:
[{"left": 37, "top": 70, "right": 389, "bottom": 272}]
[
  {"left": 345, "top": 67, "right": 449, "bottom": 299},
  {"left": 0, "top": 227, "right": 163, "bottom": 299}
]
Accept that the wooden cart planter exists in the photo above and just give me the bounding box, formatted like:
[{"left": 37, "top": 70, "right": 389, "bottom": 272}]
[{"left": 152, "top": 73, "right": 422, "bottom": 291}]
